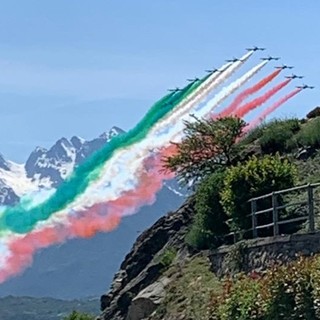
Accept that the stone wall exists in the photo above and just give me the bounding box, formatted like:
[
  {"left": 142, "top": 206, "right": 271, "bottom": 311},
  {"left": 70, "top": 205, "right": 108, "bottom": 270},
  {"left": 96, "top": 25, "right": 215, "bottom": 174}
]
[{"left": 209, "top": 232, "right": 320, "bottom": 277}]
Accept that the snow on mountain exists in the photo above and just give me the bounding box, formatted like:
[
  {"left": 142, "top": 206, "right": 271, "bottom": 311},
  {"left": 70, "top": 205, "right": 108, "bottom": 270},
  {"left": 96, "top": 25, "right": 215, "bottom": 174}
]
[
  {"left": 0, "top": 126, "right": 125, "bottom": 205},
  {"left": 0, "top": 126, "right": 186, "bottom": 299}
]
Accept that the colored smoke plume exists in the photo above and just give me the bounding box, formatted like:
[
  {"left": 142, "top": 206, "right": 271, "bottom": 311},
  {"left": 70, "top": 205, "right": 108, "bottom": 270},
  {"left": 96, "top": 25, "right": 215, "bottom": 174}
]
[
  {"left": 218, "top": 68, "right": 282, "bottom": 117},
  {"left": 235, "top": 79, "right": 291, "bottom": 118}
]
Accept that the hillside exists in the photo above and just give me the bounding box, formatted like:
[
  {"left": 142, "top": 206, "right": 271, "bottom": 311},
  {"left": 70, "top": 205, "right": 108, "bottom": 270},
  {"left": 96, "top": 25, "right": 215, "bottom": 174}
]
[{"left": 97, "top": 111, "right": 320, "bottom": 320}]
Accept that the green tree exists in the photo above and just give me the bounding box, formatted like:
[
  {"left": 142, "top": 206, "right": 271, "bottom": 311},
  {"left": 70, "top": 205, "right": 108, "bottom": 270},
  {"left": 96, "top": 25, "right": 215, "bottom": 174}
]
[
  {"left": 163, "top": 116, "right": 246, "bottom": 186},
  {"left": 186, "top": 170, "right": 229, "bottom": 249},
  {"left": 220, "top": 154, "right": 297, "bottom": 233},
  {"left": 63, "top": 311, "right": 94, "bottom": 320}
]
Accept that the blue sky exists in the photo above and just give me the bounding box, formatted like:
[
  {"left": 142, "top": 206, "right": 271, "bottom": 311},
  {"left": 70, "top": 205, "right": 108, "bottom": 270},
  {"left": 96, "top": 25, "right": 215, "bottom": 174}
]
[{"left": 0, "top": 0, "right": 319, "bottom": 162}]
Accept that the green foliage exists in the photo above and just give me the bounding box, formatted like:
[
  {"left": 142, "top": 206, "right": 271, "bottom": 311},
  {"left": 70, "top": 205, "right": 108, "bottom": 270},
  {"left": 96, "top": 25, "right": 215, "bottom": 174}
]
[
  {"left": 163, "top": 116, "right": 246, "bottom": 186},
  {"left": 295, "top": 117, "right": 320, "bottom": 148},
  {"left": 153, "top": 256, "right": 222, "bottom": 320},
  {"left": 306, "top": 106, "right": 320, "bottom": 119},
  {"left": 240, "top": 122, "right": 267, "bottom": 146},
  {"left": 221, "top": 154, "right": 297, "bottom": 232},
  {"left": 186, "top": 170, "right": 229, "bottom": 249},
  {"left": 212, "top": 276, "right": 265, "bottom": 320},
  {"left": 209, "top": 256, "right": 320, "bottom": 320},
  {"left": 63, "top": 311, "right": 95, "bottom": 320},
  {"left": 223, "top": 242, "right": 247, "bottom": 274},
  {"left": 258, "top": 118, "right": 300, "bottom": 154},
  {"left": 156, "top": 247, "right": 177, "bottom": 269}
]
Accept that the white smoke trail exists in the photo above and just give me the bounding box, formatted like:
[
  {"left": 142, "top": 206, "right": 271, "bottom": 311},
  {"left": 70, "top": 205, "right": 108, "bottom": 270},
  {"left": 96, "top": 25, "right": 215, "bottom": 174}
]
[{"left": 33, "top": 54, "right": 264, "bottom": 228}]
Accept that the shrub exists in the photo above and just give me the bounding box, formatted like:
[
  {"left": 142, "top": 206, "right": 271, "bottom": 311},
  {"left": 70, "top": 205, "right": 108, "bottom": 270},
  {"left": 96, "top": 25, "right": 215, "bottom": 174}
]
[
  {"left": 295, "top": 117, "right": 320, "bottom": 148},
  {"left": 306, "top": 106, "right": 320, "bottom": 119},
  {"left": 258, "top": 118, "right": 300, "bottom": 154},
  {"left": 156, "top": 247, "right": 177, "bottom": 269},
  {"left": 220, "top": 154, "right": 297, "bottom": 233},
  {"left": 240, "top": 122, "right": 267, "bottom": 145},
  {"left": 209, "top": 256, "right": 320, "bottom": 320},
  {"left": 186, "top": 170, "right": 229, "bottom": 249}
]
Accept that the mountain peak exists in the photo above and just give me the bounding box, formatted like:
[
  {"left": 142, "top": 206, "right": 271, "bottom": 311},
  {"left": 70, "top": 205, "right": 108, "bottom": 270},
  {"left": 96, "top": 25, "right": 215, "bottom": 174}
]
[
  {"left": 70, "top": 136, "right": 85, "bottom": 149},
  {"left": 0, "top": 153, "right": 10, "bottom": 171},
  {"left": 99, "top": 126, "right": 125, "bottom": 141}
]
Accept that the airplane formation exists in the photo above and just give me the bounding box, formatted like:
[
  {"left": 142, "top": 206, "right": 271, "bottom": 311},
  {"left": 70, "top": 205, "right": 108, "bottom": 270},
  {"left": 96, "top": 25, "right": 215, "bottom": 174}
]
[{"left": 167, "top": 46, "right": 314, "bottom": 92}]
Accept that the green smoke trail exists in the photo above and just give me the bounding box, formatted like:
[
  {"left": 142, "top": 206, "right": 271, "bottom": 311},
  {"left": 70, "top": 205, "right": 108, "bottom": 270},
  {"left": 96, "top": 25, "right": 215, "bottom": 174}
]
[{"left": 1, "top": 75, "right": 209, "bottom": 234}]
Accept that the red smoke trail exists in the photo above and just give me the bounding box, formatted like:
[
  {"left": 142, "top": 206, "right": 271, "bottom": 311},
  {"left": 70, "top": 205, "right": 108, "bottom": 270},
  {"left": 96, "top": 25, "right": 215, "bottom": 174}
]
[
  {"left": 0, "top": 152, "right": 175, "bottom": 283},
  {"left": 248, "top": 87, "right": 302, "bottom": 129},
  {"left": 2, "top": 83, "right": 300, "bottom": 282},
  {"left": 218, "top": 69, "right": 282, "bottom": 118},
  {"left": 234, "top": 79, "right": 291, "bottom": 118}
]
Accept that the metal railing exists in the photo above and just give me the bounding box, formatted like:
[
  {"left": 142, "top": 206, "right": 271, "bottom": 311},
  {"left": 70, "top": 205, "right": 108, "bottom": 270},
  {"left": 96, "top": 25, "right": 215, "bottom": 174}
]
[{"left": 248, "top": 182, "right": 320, "bottom": 239}]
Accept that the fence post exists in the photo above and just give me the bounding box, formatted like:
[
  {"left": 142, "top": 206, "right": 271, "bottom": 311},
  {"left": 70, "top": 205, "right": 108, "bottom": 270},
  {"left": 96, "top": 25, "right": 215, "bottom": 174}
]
[
  {"left": 251, "top": 199, "right": 257, "bottom": 238},
  {"left": 308, "top": 184, "right": 315, "bottom": 232},
  {"left": 272, "top": 192, "right": 279, "bottom": 236}
]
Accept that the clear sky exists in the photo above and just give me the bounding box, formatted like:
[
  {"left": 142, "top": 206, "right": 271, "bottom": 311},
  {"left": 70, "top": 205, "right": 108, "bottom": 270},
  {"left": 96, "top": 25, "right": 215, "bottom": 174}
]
[{"left": 0, "top": 0, "right": 319, "bottom": 162}]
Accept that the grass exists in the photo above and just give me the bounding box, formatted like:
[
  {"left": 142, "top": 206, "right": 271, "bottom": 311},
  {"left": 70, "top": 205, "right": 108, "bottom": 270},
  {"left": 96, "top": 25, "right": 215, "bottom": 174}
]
[{"left": 153, "top": 255, "right": 222, "bottom": 320}]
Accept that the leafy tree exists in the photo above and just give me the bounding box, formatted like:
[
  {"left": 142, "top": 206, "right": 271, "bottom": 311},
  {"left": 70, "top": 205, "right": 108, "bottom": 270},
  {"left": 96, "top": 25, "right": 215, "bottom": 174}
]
[
  {"left": 186, "top": 170, "right": 229, "bottom": 249},
  {"left": 163, "top": 116, "right": 246, "bottom": 186},
  {"left": 220, "top": 154, "right": 297, "bottom": 233}
]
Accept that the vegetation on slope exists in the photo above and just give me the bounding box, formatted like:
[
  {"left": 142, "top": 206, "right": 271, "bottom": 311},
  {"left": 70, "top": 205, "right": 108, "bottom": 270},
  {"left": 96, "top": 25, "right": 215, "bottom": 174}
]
[
  {"left": 164, "top": 116, "right": 307, "bottom": 249},
  {"left": 156, "top": 110, "right": 320, "bottom": 319}
]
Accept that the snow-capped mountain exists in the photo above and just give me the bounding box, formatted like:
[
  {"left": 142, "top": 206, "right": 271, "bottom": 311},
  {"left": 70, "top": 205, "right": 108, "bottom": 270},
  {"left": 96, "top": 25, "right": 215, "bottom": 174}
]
[
  {"left": 0, "top": 126, "right": 125, "bottom": 204},
  {"left": 0, "top": 126, "right": 185, "bottom": 299}
]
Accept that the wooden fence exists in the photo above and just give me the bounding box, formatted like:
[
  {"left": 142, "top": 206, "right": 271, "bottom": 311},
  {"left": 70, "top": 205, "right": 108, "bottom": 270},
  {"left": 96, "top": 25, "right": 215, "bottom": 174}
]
[
  {"left": 249, "top": 182, "right": 320, "bottom": 238},
  {"left": 224, "top": 182, "right": 320, "bottom": 243}
]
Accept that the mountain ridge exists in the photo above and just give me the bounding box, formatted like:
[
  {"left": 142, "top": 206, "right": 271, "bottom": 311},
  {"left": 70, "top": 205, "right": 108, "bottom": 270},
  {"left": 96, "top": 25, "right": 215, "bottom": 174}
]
[{"left": 0, "top": 125, "right": 185, "bottom": 300}]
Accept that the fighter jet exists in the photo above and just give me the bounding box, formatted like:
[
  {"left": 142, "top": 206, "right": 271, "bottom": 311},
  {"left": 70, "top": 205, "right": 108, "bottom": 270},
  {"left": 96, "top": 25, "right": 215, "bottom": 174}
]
[
  {"left": 168, "top": 87, "right": 181, "bottom": 92},
  {"left": 226, "top": 57, "right": 242, "bottom": 62},
  {"left": 285, "top": 74, "right": 304, "bottom": 79},
  {"left": 205, "top": 68, "right": 222, "bottom": 74},
  {"left": 261, "top": 56, "right": 280, "bottom": 61},
  {"left": 187, "top": 77, "right": 200, "bottom": 82},
  {"left": 275, "top": 64, "right": 294, "bottom": 70},
  {"left": 296, "top": 84, "right": 314, "bottom": 89},
  {"left": 246, "top": 46, "right": 266, "bottom": 51}
]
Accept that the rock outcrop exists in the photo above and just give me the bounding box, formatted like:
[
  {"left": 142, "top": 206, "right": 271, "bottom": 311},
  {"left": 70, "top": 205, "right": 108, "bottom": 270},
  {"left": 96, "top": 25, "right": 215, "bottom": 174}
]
[{"left": 98, "top": 198, "right": 195, "bottom": 320}]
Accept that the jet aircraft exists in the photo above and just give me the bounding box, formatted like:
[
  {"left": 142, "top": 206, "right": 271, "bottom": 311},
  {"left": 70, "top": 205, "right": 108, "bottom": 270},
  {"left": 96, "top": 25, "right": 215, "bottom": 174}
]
[
  {"left": 261, "top": 56, "right": 280, "bottom": 61},
  {"left": 226, "top": 57, "right": 242, "bottom": 62},
  {"left": 187, "top": 77, "right": 200, "bottom": 82},
  {"left": 168, "top": 87, "right": 181, "bottom": 92},
  {"left": 275, "top": 64, "right": 294, "bottom": 70},
  {"left": 205, "top": 68, "right": 222, "bottom": 74},
  {"left": 285, "top": 74, "right": 303, "bottom": 79},
  {"left": 296, "top": 84, "right": 314, "bottom": 89},
  {"left": 246, "top": 46, "right": 266, "bottom": 51}
]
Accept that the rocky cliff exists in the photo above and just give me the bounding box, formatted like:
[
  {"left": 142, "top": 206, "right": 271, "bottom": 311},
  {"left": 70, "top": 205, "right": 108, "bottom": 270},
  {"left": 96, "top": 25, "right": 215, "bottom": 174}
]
[{"left": 98, "top": 198, "right": 195, "bottom": 320}]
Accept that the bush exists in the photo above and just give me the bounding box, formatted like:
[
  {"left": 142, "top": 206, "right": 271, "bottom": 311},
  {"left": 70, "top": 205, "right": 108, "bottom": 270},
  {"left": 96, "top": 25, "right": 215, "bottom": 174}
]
[
  {"left": 186, "top": 170, "right": 229, "bottom": 249},
  {"left": 306, "top": 106, "right": 320, "bottom": 119},
  {"left": 156, "top": 247, "right": 177, "bottom": 269},
  {"left": 258, "top": 118, "right": 300, "bottom": 154},
  {"left": 220, "top": 154, "right": 297, "bottom": 233},
  {"left": 209, "top": 256, "right": 320, "bottom": 320},
  {"left": 295, "top": 117, "right": 320, "bottom": 148},
  {"left": 240, "top": 122, "right": 267, "bottom": 146}
]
